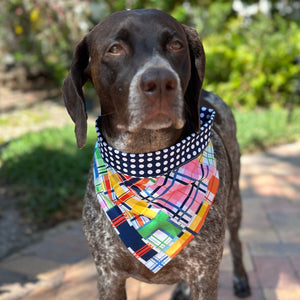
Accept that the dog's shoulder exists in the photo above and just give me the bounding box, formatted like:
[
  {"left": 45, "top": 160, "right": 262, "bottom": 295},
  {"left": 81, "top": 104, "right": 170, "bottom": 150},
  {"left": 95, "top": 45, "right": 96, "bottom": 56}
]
[
  {"left": 200, "top": 89, "right": 237, "bottom": 138},
  {"left": 201, "top": 89, "right": 240, "bottom": 180}
]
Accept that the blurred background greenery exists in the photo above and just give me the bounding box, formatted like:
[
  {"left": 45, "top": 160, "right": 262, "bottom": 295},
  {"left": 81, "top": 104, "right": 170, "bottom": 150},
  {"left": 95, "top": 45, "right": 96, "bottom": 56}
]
[
  {"left": 1, "top": 0, "right": 299, "bottom": 107},
  {"left": 0, "top": 0, "right": 300, "bottom": 224}
]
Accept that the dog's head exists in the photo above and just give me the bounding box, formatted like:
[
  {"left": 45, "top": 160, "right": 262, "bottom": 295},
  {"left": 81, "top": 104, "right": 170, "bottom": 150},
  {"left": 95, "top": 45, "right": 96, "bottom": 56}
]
[{"left": 62, "top": 9, "right": 205, "bottom": 149}]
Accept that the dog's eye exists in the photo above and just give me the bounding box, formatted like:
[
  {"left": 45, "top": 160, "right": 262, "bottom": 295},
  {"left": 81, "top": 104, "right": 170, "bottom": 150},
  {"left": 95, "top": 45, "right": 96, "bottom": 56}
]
[
  {"left": 108, "top": 44, "right": 124, "bottom": 55},
  {"left": 170, "top": 40, "right": 183, "bottom": 51}
]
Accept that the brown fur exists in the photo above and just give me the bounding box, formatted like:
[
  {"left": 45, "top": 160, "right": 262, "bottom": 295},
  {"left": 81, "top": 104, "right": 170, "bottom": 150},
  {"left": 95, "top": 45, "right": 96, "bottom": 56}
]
[{"left": 62, "top": 9, "right": 250, "bottom": 300}]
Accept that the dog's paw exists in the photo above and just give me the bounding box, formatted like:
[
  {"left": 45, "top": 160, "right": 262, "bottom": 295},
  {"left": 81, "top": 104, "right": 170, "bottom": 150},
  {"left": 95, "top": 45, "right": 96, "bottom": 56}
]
[
  {"left": 171, "top": 281, "right": 190, "bottom": 300},
  {"left": 233, "top": 275, "right": 251, "bottom": 298}
]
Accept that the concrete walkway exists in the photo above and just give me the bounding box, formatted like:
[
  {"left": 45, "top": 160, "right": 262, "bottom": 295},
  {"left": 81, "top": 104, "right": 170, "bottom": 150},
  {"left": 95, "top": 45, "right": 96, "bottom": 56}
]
[{"left": 1, "top": 142, "right": 300, "bottom": 300}]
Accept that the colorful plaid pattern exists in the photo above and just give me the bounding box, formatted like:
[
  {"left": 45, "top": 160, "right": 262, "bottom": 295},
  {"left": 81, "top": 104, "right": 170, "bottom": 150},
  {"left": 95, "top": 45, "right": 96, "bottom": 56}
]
[{"left": 93, "top": 108, "right": 219, "bottom": 272}]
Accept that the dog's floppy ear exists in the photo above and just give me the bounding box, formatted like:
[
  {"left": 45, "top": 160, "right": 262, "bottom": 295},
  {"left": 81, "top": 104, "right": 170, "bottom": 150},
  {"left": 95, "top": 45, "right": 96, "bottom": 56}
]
[
  {"left": 182, "top": 25, "right": 206, "bottom": 132},
  {"left": 62, "top": 37, "right": 90, "bottom": 149}
]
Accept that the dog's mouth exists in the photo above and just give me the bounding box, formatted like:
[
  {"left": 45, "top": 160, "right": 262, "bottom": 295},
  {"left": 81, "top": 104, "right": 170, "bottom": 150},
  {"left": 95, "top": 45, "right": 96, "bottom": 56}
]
[
  {"left": 142, "top": 113, "right": 174, "bottom": 130},
  {"left": 126, "top": 109, "right": 185, "bottom": 133}
]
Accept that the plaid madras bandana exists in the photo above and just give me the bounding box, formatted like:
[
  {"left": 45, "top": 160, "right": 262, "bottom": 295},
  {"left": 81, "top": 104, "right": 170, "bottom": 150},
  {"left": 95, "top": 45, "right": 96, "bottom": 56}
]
[{"left": 93, "top": 106, "right": 219, "bottom": 273}]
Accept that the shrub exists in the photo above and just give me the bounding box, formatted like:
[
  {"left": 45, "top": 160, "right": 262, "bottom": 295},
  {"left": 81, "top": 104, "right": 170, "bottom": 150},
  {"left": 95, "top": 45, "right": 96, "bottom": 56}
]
[
  {"left": 1, "top": 1, "right": 299, "bottom": 108},
  {"left": 202, "top": 14, "right": 300, "bottom": 109},
  {"left": 0, "top": 0, "right": 91, "bottom": 84}
]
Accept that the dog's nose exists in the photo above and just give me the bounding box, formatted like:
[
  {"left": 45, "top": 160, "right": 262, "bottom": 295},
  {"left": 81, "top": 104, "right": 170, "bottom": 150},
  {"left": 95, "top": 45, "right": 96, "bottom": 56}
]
[{"left": 140, "top": 68, "right": 178, "bottom": 101}]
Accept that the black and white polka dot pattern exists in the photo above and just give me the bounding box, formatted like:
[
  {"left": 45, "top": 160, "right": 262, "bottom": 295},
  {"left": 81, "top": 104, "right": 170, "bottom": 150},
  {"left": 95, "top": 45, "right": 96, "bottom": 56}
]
[{"left": 95, "top": 106, "right": 215, "bottom": 177}]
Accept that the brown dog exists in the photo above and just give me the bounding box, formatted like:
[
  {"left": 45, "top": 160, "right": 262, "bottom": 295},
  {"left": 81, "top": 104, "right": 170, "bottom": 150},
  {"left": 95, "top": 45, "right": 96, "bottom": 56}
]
[{"left": 62, "top": 9, "right": 250, "bottom": 300}]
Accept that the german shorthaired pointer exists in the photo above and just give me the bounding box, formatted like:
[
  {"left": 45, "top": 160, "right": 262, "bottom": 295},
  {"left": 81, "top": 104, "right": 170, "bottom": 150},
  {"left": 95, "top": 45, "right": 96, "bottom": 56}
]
[{"left": 62, "top": 9, "right": 251, "bottom": 300}]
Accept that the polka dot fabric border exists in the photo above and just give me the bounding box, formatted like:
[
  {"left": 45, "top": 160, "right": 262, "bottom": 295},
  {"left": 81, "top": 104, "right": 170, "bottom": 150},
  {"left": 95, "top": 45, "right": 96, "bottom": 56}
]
[{"left": 95, "top": 106, "right": 215, "bottom": 177}]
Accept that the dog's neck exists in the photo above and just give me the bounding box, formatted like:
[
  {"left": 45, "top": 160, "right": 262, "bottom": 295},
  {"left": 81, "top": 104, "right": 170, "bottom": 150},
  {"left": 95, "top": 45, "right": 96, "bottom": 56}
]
[
  {"left": 95, "top": 107, "right": 216, "bottom": 177},
  {"left": 102, "top": 128, "right": 184, "bottom": 153}
]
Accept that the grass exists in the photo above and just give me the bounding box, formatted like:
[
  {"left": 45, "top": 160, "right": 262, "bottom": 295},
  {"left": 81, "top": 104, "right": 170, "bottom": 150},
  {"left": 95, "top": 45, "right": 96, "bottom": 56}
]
[
  {"left": 1, "top": 107, "right": 300, "bottom": 224},
  {"left": 234, "top": 107, "right": 300, "bottom": 153},
  {"left": 0, "top": 126, "right": 97, "bottom": 224}
]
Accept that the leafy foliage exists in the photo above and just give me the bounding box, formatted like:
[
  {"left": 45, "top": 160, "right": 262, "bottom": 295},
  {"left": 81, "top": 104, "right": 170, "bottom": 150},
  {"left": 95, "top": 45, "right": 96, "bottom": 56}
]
[
  {"left": 203, "top": 13, "right": 300, "bottom": 108},
  {"left": 0, "top": 0, "right": 91, "bottom": 83},
  {"left": 1, "top": 1, "right": 299, "bottom": 108}
]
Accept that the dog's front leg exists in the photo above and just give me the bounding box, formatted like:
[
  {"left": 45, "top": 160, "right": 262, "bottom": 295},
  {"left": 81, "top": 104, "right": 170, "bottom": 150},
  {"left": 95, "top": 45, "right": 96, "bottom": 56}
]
[
  {"left": 84, "top": 213, "right": 128, "bottom": 300},
  {"left": 96, "top": 270, "right": 127, "bottom": 300},
  {"left": 172, "top": 266, "right": 221, "bottom": 300},
  {"left": 83, "top": 173, "right": 128, "bottom": 300},
  {"left": 189, "top": 269, "right": 220, "bottom": 300}
]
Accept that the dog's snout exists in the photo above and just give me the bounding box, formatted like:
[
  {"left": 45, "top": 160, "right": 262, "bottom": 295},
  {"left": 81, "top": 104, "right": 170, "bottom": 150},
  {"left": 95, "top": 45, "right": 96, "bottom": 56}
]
[{"left": 140, "top": 68, "right": 178, "bottom": 101}]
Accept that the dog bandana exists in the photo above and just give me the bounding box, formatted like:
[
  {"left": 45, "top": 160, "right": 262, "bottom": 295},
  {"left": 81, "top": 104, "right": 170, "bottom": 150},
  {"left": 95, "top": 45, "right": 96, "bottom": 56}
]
[{"left": 93, "top": 107, "right": 219, "bottom": 273}]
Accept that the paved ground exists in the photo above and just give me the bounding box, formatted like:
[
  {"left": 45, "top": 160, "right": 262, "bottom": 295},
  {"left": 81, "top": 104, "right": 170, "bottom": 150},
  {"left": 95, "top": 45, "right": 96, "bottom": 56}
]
[{"left": 0, "top": 141, "right": 299, "bottom": 300}]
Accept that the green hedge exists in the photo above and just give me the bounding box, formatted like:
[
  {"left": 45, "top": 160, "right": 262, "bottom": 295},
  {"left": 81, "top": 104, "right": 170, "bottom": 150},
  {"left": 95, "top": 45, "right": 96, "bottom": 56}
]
[
  {"left": 0, "top": 0, "right": 91, "bottom": 83},
  {"left": 203, "top": 14, "right": 300, "bottom": 109},
  {"left": 1, "top": 1, "right": 299, "bottom": 108}
]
